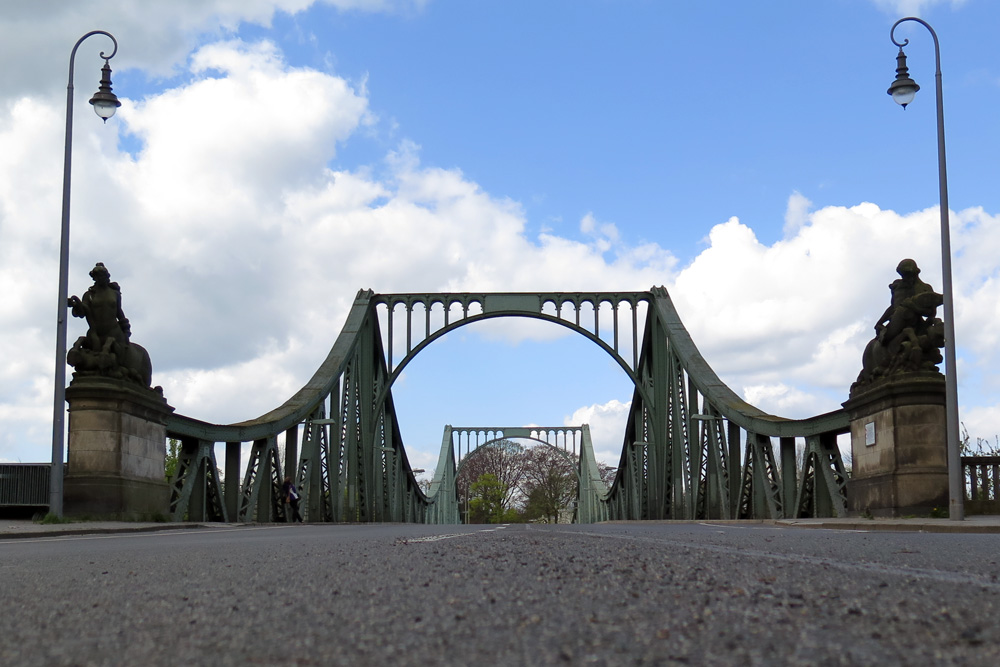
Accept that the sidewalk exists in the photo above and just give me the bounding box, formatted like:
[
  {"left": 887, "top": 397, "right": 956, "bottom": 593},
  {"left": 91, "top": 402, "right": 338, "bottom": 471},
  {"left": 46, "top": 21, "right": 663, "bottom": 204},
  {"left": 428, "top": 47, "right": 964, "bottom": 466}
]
[
  {"left": 2, "top": 516, "right": 1000, "bottom": 538},
  {"left": 0, "top": 519, "right": 225, "bottom": 539},
  {"left": 773, "top": 515, "right": 1000, "bottom": 534}
]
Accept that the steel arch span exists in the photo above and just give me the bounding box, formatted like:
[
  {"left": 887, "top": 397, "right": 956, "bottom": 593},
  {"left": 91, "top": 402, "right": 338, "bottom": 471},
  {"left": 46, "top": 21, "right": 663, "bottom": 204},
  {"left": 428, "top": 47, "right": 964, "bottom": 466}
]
[{"left": 164, "top": 287, "right": 849, "bottom": 524}]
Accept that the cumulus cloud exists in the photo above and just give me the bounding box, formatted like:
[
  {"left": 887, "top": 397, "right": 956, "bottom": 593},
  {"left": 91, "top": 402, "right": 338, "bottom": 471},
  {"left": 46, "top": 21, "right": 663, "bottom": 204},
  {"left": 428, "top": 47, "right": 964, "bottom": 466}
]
[
  {"left": 6, "top": 1, "right": 1000, "bottom": 474},
  {"left": 783, "top": 191, "right": 811, "bottom": 238},
  {"left": 0, "top": 33, "right": 683, "bottom": 459},
  {"left": 0, "top": 1, "right": 424, "bottom": 103},
  {"left": 566, "top": 399, "right": 632, "bottom": 467}
]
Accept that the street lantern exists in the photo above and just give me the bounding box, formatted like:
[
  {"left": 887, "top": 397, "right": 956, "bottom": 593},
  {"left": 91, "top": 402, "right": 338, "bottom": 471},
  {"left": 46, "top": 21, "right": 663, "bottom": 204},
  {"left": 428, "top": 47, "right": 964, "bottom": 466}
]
[
  {"left": 887, "top": 47, "right": 920, "bottom": 108},
  {"left": 887, "top": 17, "right": 963, "bottom": 520},
  {"left": 89, "top": 60, "right": 121, "bottom": 122},
  {"left": 50, "top": 31, "right": 120, "bottom": 518}
]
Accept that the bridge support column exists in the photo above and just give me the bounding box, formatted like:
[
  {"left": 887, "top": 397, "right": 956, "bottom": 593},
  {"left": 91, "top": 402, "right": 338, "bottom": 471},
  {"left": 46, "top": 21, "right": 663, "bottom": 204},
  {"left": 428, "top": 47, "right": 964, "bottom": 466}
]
[
  {"left": 64, "top": 378, "right": 173, "bottom": 519},
  {"left": 842, "top": 373, "right": 948, "bottom": 517}
]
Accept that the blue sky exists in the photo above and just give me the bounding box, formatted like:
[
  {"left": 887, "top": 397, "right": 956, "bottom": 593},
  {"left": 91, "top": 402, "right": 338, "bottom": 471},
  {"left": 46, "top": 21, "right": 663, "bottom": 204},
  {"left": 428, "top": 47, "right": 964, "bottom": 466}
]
[{"left": 3, "top": 0, "right": 1000, "bottom": 475}]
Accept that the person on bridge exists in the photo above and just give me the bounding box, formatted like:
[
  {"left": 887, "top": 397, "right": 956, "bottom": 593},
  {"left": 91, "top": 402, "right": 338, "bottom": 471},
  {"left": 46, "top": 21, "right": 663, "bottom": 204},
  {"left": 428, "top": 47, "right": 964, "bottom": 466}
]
[{"left": 282, "top": 477, "right": 303, "bottom": 523}]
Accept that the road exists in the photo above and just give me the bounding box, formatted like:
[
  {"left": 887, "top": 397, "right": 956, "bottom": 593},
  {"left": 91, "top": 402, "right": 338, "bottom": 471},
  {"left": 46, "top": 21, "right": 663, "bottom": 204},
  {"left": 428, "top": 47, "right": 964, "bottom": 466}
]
[{"left": 1, "top": 522, "right": 998, "bottom": 665}]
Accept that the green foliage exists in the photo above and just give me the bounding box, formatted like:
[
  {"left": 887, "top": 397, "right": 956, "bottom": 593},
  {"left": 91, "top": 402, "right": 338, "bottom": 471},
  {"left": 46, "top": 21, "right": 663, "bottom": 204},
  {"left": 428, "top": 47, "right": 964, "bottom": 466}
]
[
  {"left": 165, "top": 438, "right": 181, "bottom": 482},
  {"left": 501, "top": 508, "right": 524, "bottom": 523},
  {"left": 37, "top": 513, "right": 74, "bottom": 525},
  {"left": 468, "top": 473, "right": 508, "bottom": 524},
  {"left": 520, "top": 447, "right": 577, "bottom": 523},
  {"left": 960, "top": 422, "right": 1000, "bottom": 456}
]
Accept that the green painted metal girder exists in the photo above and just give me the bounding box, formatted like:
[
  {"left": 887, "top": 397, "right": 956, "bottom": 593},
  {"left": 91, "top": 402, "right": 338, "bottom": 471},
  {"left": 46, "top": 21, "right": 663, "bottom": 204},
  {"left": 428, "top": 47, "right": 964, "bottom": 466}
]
[
  {"left": 372, "top": 291, "right": 652, "bottom": 389},
  {"left": 163, "top": 285, "right": 852, "bottom": 526},
  {"left": 649, "top": 287, "right": 849, "bottom": 438},
  {"left": 166, "top": 289, "right": 376, "bottom": 443}
]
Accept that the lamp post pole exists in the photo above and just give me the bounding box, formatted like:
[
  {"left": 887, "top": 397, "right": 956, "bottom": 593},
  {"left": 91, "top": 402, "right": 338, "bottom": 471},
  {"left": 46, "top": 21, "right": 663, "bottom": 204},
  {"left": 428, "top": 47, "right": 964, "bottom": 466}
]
[
  {"left": 49, "top": 31, "right": 121, "bottom": 517},
  {"left": 887, "top": 17, "right": 964, "bottom": 520}
]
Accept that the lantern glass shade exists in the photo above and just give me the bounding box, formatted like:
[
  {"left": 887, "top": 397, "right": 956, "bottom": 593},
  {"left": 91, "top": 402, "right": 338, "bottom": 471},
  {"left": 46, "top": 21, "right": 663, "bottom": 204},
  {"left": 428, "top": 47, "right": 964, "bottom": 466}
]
[
  {"left": 891, "top": 85, "right": 917, "bottom": 108},
  {"left": 90, "top": 98, "right": 119, "bottom": 120}
]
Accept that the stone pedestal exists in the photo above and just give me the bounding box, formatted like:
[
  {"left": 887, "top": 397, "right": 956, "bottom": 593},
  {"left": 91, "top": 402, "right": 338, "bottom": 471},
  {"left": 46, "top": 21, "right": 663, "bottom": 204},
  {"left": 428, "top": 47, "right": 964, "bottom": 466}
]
[
  {"left": 64, "top": 378, "right": 174, "bottom": 519},
  {"left": 842, "top": 373, "right": 948, "bottom": 517}
]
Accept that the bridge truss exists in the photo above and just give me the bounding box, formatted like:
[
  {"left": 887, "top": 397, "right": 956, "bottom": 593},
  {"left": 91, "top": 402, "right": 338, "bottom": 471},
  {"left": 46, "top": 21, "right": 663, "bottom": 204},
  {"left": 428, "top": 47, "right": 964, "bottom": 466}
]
[{"left": 165, "top": 287, "right": 849, "bottom": 523}]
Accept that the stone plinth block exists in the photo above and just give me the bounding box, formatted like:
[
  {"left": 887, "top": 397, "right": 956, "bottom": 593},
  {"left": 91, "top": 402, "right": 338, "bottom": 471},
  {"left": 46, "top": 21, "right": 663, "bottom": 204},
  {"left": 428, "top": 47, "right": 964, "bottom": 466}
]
[
  {"left": 842, "top": 373, "right": 948, "bottom": 517},
  {"left": 64, "top": 378, "right": 174, "bottom": 519}
]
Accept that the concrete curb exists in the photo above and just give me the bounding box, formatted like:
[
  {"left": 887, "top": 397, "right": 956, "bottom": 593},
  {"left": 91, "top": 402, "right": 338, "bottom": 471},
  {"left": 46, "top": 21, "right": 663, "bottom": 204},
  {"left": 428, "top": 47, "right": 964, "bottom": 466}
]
[
  {"left": 3, "top": 518, "right": 999, "bottom": 538},
  {"left": 0, "top": 522, "right": 227, "bottom": 539},
  {"left": 602, "top": 518, "right": 1000, "bottom": 534},
  {"left": 773, "top": 519, "right": 1000, "bottom": 534}
]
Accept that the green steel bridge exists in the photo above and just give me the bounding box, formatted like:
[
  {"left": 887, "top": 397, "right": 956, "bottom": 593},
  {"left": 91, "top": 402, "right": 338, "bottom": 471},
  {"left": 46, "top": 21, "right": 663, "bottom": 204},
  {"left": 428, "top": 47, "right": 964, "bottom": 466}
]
[{"left": 165, "top": 287, "right": 850, "bottom": 523}]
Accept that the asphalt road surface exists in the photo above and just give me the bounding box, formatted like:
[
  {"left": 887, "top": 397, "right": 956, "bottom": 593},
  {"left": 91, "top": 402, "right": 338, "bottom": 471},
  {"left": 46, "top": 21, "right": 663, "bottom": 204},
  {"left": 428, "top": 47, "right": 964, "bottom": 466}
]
[{"left": 1, "top": 522, "right": 998, "bottom": 665}]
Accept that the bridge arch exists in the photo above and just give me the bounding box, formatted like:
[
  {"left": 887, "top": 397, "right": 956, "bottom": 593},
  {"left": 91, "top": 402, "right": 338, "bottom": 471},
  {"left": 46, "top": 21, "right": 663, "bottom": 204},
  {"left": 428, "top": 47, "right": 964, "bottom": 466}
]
[{"left": 372, "top": 292, "right": 654, "bottom": 432}]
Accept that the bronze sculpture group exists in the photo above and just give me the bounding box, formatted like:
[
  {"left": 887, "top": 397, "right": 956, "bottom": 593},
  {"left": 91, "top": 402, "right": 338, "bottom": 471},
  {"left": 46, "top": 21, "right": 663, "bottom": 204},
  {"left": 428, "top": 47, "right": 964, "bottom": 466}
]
[
  {"left": 853, "top": 258, "right": 945, "bottom": 393},
  {"left": 67, "top": 262, "right": 154, "bottom": 389}
]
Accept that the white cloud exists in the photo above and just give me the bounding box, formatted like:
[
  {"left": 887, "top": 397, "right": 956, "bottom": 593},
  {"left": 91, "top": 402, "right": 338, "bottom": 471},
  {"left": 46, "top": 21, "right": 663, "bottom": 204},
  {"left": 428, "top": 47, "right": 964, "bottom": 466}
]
[
  {"left": 870, "top": 0, "right": 968, "bottom": 16},
  {"left": 0, "top": 1, "right": 423, "bottom": 107},
  {"left": 783, "top": 191, "right": 811, "bottom": 237},
  {"left": 6, "top": 9, "right": 1000, "bottom": 473},
  {"left": 566, "top": 399, "right": 632, "bottom": 468},
  {"left": 743, "top": 383, "right": 823, "bottom": 417}
]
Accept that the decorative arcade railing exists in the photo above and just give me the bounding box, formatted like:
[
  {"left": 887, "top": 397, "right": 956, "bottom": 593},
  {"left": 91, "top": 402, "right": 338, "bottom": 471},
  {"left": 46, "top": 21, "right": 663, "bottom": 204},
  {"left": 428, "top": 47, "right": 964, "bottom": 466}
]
[
  {"left": 164, "top": 286, "right": 850, "bottom": 523},
  {"left": 963, "top": 456, "right": 1000, "bottom": 515}
]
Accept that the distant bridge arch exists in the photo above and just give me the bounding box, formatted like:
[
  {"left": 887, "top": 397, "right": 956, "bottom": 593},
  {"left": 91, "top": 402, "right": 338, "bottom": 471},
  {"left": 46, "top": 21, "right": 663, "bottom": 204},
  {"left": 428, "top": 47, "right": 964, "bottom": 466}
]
[{"left": 427, "top": 425, "right": 608, "bottom": 525}]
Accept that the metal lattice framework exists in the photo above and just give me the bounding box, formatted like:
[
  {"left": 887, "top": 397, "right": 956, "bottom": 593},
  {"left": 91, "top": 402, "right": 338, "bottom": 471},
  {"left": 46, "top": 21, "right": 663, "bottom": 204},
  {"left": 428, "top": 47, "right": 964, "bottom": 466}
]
[
  {"left": 427, "top": 425, "right": 608, "bottom": 524},
  {"left": 166, "top": 287, "right": 849, "bottom": 523}
]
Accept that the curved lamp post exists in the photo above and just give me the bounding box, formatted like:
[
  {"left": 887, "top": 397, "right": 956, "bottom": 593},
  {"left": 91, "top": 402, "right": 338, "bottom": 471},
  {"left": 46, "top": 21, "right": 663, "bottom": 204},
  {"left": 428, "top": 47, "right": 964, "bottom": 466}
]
[
  {"left": 888, "top": 17, "right": 963, "bottom": 520},
  {"left": 50, "top": 31, "right": 121, "bottom": 517}
]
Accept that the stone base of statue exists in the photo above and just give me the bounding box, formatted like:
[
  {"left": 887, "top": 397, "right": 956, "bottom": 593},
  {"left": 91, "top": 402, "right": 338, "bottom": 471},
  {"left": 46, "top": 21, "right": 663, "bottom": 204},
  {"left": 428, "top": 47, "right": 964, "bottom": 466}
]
[
  {"left": 64, "top": 377, "right": 174, "bottom": 519},
  {"left": 842, "top": 372, "right": 948, "bottom": 518}
]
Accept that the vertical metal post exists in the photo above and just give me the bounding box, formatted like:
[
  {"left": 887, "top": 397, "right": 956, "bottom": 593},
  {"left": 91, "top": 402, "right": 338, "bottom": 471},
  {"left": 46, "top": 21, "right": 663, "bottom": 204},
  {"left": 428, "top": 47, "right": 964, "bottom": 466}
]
[
  {"left": 890, "top": 18, "right": 963, "bottom": 519},
  {"left": 728, "top": 421, "right": 741, "bottom": 518},
  {"left": 284, "top": 426, "right": 299, "bottom": 480},
  {"left": 225, "top": 442, "right": 241, "bottom": 521},
  {"left": 50, "top": 30, "right": 119, "bottom": 518},
  {"left": 189, "top": 442, "right": 207, "bottom": 522}
]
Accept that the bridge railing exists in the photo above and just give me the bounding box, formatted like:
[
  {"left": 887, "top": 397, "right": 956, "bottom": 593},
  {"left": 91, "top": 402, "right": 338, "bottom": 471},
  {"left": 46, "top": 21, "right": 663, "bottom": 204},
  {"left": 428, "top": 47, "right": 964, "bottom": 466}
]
[
  {"left": 963, "top": 456, "right": 1000, "bottom": 515},
  {"left": 0, "top": 464, "right": 53, "bottom": 508}
]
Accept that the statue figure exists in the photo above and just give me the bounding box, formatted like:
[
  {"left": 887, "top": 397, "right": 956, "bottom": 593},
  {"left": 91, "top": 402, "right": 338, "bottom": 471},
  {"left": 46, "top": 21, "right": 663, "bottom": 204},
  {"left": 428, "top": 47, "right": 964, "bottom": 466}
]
[
  {"left": 852, "top": 259, "right": 945, "bottom": 393},
  {"left": 67, "top": 262, "right": 154, "bottom": 389}
]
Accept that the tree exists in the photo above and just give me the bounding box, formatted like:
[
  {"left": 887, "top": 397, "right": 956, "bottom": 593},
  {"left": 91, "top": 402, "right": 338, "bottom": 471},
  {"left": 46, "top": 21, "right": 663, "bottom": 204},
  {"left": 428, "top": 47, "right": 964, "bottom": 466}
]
[
  {"left": 961, "top": 422, "right": 1000, "bottom": 456},
  {"left": 597, "top": 462, "right": 617, "bottom": 488},
  {"left": 456, "top": 439, "right": 527, "bottom": 519},
  {"left": 165, "top": 438, "right": 180, "bottom": 482},
  {"left": 520, "top": 446, "right": 577, "bottom": 523},
  {"left": 468, "top": 473, "right": 508, "bottom": 524}
]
